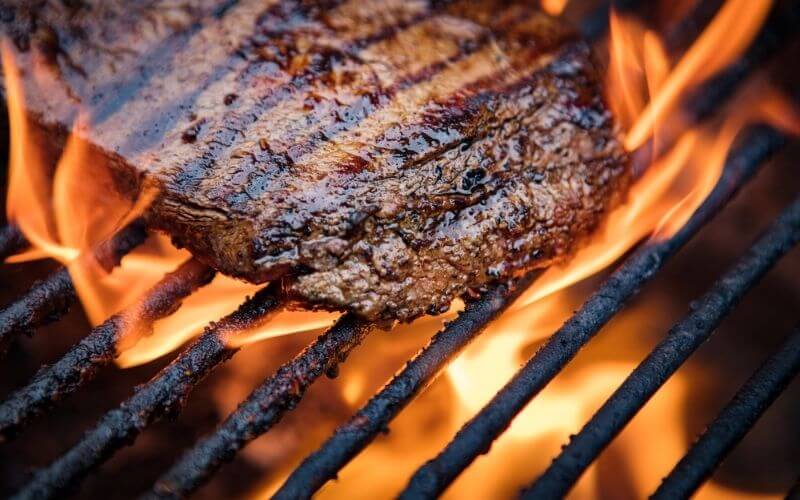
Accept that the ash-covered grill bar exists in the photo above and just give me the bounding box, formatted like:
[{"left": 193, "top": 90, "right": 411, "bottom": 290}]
[
  {"left": 0, "top": 220, "right": 147, "bottom": 357},
  {"left": 0, "top": 258, "right": 214, "bottom": 441},
  {"left": 0, "top": 267, "right": 74, "bottom": 356},
  {"left": 13, "top": 284, "right": 285, "bottom": 500},
  {"left": 275, "top": 271, "right": 542, "bottom": 499},
  {"left": 147, "top": 314, "right": 374, "bottom": 499},
  {"left": 0, "top": 0, "right": 799, "bottom": 498}
]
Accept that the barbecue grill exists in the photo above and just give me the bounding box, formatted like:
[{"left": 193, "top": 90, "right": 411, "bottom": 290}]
[{"left": 1, "top": 1, "right": 800, "bottom": 499}]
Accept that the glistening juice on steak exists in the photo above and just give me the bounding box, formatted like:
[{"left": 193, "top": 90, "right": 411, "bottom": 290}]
[{"left": 0, "top": 0, "right": 629, "bottom": 321}]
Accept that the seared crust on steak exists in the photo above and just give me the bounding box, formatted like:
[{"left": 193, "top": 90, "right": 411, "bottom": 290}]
[{"left": 0, "top": 0, "right": 629, "bottom": 321}]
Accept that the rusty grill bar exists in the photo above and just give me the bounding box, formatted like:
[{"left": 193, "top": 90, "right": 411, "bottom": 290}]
[{"left": 1, "top": 2, "right": 799, "bottom": 499}]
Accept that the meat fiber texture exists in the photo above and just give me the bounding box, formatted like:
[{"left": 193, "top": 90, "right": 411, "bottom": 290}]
[{"left": 0, "top": 0, "right": 629, "bottom": 321}]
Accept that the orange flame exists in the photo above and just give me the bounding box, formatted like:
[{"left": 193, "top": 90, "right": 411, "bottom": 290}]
[
  {"left": 3, "top": 40, "right": 62, "bottom": 262},
  {"left": 507, "top": 0, "right": 795, "bottom": 313},
  {"left": 433, "top": 3, "right": 798, "bottom": 498},
  {"left": 624, "top": 0, "right": 774, "bottom": 150},
  {"left": 540, "top": 0, "right": 568, "bottom": 16}
]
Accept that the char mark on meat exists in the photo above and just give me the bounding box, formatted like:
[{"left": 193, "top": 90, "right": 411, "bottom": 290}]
[{"left": 0, "top": 0, "right": 630, "bottom": 321}]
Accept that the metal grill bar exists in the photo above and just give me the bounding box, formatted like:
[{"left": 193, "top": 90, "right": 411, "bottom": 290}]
[
  {"left": 0, "top": 220, "right": 147, "bottom": 356},
  {"left": 652, "top": 325, "right": 800, "bottom": 499},
  {"left": 398, "top": 125, "right": 786, "bottom": 498},
  {"left": 274, "top": 271, "right": 541, "bottom": 499},
  {"left": 521, "top": 195, "right": 800, "bottom": 499},
  {"left": 12, "top": 283, "right": 284, "bottom": 500},
  {"left": 0, "top": 258, "right": 214, "bottom": 441},
  {"left": 146, "top": 314, "right": 373, "bottom": 499},
  {"left": 0, "top": 224, "right": 26, "bottom": 261},
  {"left": 0, "top": 267, "right": 74, "bottom": 356}
]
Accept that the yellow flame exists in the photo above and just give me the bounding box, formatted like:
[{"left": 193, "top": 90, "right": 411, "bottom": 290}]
[{"left": 625, "top": 0, "right": 774, "bottom": 150}]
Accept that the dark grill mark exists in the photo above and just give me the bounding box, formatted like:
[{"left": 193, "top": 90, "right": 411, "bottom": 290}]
[{"left": 171, "top": 0, "right": 450, "bottom": 193}]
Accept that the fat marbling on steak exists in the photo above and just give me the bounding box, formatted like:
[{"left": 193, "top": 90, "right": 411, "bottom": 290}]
[{"left": 0, "top": 0, "right": 629, "bottom": 321}]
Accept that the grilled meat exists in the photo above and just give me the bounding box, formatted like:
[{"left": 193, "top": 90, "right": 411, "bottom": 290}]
[{"left": 0, "top": 0, "right": 629, "bottom": 321}]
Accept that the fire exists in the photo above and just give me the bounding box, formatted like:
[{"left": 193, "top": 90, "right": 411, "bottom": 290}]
[
  {"left": 3, "top": 40, "right": 71, "bottom": 263},
  {"left": 624, "top": 0, "right": 774, "bottom": 151},
  {"left": 2, "top": 0, "right": 799, "bottom": 498},
  {"left": 434, "top": 2, "right": 797, "bottom": 498},
  {"left": 540, "top": 0, "right": 568, "bottom": 16},
  {"left": 510, "top": 0, "right": 789, "bottom": 313}
]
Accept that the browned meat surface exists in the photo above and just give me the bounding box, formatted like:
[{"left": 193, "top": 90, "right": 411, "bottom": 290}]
[{"left": 0, "top": 0, "right": 629, "bottom": 321}]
